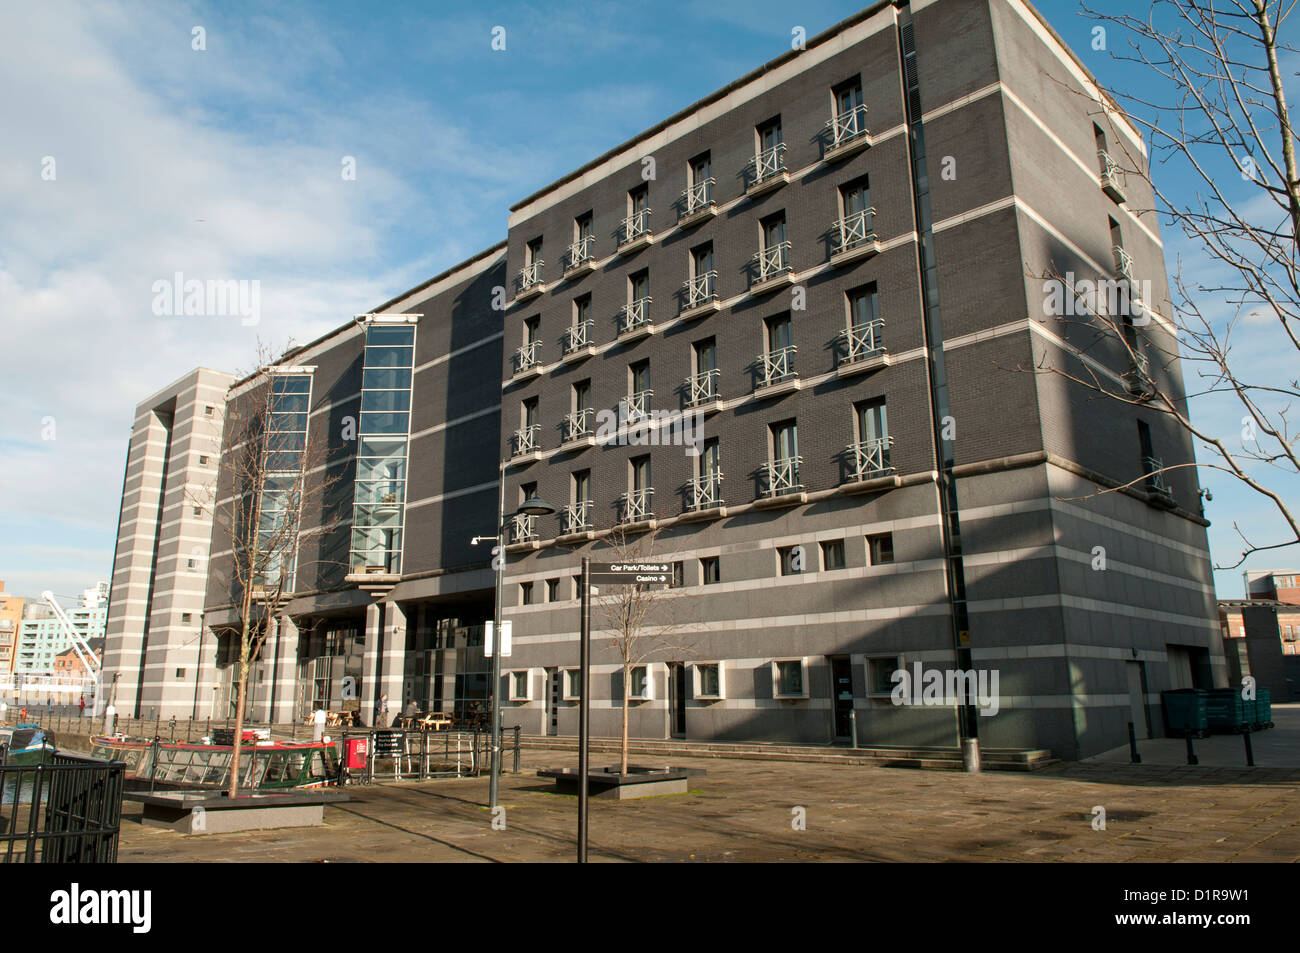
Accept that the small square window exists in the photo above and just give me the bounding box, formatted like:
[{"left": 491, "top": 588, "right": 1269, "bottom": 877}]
[
  {"left": 198, "top": 455, "right": 209, "bottom": 466},
  {"left": 867, "top": 656, "right": 900, "bottom": 696},
  {"left": 175, "top": 668, "right": 186, "bottom": 678},
  {"left": 186, "top": 558, "right": 198, "bottom": 570},
  {"left": 181, "top": 612, "right": 192, "bottom": 623},
  {"left": 563, "top": 668, "right": 582, "bottom": 700},
  {"left": 772, "top": 659, "right": 807, "bottom": 698},
  {"left": 521, "top": 581, "right": 534, "bottom": 606},
  {"left": 628, "top": 665, "right": 652, "bottom": 701},
  {"left": 701, "top": 556, "right": 721, "bottom": 585},
  {"left": 778, "top": 545, "right": 805, "bottom": 576},
  {"left": 867, "top": 533, "right": 894, "bottom": 565},
  {"left": 546, "top": 579, "right": 560, "bottom": 603},
  {"left": 204, "top": 405, "right": 215, "bottom": 417},
  {"left": 694, "top": 662, "right": 723, "bottom": 699},
  {"left": 193, "top": 506, "right": 203, "bottom": 517},
  {"left": 821, "top": 539, "right": 846, "bottom": 571}
]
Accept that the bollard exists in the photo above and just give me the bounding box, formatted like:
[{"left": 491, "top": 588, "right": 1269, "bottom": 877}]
[
  {"left": 961, "top": 737, "right": 981, "bottom": 773},
  {"left": 1127, "top": 721, "right": 1141, "bottom": 764},
  {"left": 850, "top": 708, "right": 859, "bottom": 749},
  {"left": 1184, "top": 729, "right": 1198, "bottom": 765},
  {"left": 1243, "top": 728, "right": 1255, "bottom": 766},
  {"left": 513, "top": 725, "right": 521, "bottom": 773}
]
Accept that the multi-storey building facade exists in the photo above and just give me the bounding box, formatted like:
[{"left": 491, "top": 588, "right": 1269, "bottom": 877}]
[
  {"left": 492, "top": 0, "right": 1222, "bottom": 759},
  {"left": 105, "top": 0, "right": 1225, "bottom": 758},
  {"left": 101, "top": 368, "right": 233, "bottom": 717},
  {"left": 0, "top": 582, "right": 24, "bottom": 673},
  {"left": 15, "top": 584, "right": 107, "bottom": 676}
]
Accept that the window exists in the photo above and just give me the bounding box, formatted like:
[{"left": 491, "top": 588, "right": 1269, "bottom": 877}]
[
  {"left": 694, "top": 662, "right": 723, "bottom": 699},
  {"left": 575, "top": 212, "right": 592, "bottom": 244},
  {"left": 867, "top": 533, "right": 895, "bottom": 565},
  {"left": 573, "top": 379, "right": 591, "bottom": 413},
  {"left": 834, "top": 78, "right": 864, "bottom": 119},
  {"left": 546, "top": 579, "right": 560, "bottom": 603},
  {"left": 521, "top": 581, "right": 535, "bottom": 606},
  {"left": 187, "top": 558, "right": 198, "bottom": 570},
  {"left": 628, "top": 665, "right": 652, "bottom": 701},
  {"left": 668, "top": 561, "right": 685, "bottom": 588},
  {"left": 701, "top": 556, "right": 721, "bottom": 585},
  {"left": 821, "top": 539, "right": 846, "bottom": 571},
  {"left": 181, "top": 612, "right": 192, "bottom": 623},
  {"left": 524, "top": 314, "right": 540, "bottom": 347},
  {"left": 758, "top": 117, "right": 783, "bottom": 153},
  {"left": 192, "top": 506, "right": 203, "bottom": 517},
  {"left": 629, "top": 183, "right": 649, "bottom": 215},
  {"left": 198, "top": 455, "right": 209, "bottom": 466},
  {"left": 766, "top": 313, "right": 793, "bottom": 354},
  {"left": 575, "top": 294, "right": 591, "bottom": 326},
  {"left": 563, "top": 668, "right": 582, "bottom": 700},
  {"left": 694, "top": 337, "right": 718, "bottom": 376},
  {"left": 175, "top": 668, "right": 186, "bottom": 678},
  {"left": 687, "top": 152, "right": 713, "bottom": 209},
  {"left": 526, "top": 237, "right": 543, "bottom": 266},
  {"left": 867, "top": 657, "right": 899, "bottom": 696},
  {"left": 631, "top": 455, "right": 651, "bottom": 494},
  {"left": 778, "top": 545, "right": 805, "bottom": 576},
  {"left": 204, "top": 405, "right": 215, "bottom": 417},
  {"left": 509, "top": 670, "right": 532, "bottom": 702},
  {"left": 573, "top": 574, "right": 583, "bottom": 600},
  {"left": 772, "top": 659, "right": 807, "bottom": 698}
]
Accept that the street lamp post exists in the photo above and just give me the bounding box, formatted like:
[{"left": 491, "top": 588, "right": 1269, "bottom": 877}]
[{"left": 480, "top": 475, "right": 555, "bottom": 812}]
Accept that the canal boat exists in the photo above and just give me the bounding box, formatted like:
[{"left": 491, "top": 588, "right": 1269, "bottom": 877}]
[
  {"left": 88, "top": 736, "right": 340, "bottom": 792},
  {"left": 0, "top": 724, "right": 54, "bottom": 766}
]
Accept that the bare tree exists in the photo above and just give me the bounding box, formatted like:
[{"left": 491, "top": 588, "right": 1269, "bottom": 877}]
[
  {"left": 194, "top": 342, "right": 343, "bottom": 796},
  {"left": 591, "top": 526, "right": 690, "bottom": 775},
  {"left": 1034, "top": 0, "right": 1298, "bottom": 567}
]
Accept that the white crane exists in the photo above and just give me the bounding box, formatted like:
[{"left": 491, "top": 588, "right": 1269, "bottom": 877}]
[{"left": 40, "top": 590, "right": 102, "bottom": 714}]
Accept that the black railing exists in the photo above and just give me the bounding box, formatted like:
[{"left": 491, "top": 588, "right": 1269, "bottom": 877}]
[
  {"left": 0, "top": 749, "right": 126, "bottom": 863},
  {"left": 338, "top": 726, "right": 522, "bottom": 785}
]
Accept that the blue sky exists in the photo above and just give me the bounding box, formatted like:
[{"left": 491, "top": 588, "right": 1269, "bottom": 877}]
[{"left": 0, "top": 0, "right": 1295, "bottom": 602}]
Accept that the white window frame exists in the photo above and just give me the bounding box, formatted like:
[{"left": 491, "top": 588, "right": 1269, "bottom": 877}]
[
  {"left": 771, "top": 658, "right": 810, "bottom": 699},
  {"left": 628, "top": 663, "right": 654, "bottom": 702},
  {"left": 865, "top": 654, "right": 902, "bottom": 699},
  {"left": 562, "top": 668, "right": 581, "bottom": 701},
  {"left": 692, "top": 661, "right": 724, "bottom": 700},
  {"left": 508, "top": 669, "right": 535, "bottom": 702}
]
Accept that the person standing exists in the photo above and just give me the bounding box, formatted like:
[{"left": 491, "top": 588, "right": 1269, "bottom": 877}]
[
  {"left": 79, "top": 695, "right": 86, "bottom": 718},
  {"left": 374, "top": 692, "right": 389, "bottom": 728}
]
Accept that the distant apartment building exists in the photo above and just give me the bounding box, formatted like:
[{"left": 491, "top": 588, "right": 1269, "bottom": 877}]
[
  {"left": 106, "top": 0, "right": 1225, "bottom": 758},
  {"left": 1218, "top": 569, "right": 1300, "bottom": 701},
  {"left": 14, "top": 584, "right": 108, "bottom": 676},
  {"left": 100, "top": 368, "right": 234, "bottom": 718},
  {"left": 0, "top": 582, "right": 23, "bottom": 673}
]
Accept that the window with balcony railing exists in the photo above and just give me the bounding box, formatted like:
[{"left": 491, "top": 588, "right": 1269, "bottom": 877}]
[
  {"left": 685, "top": 368, "right": 720, "bottom": 407},
  {"left": 512, "top": 424, "right": 540, "bottom": 456},
  {"left": 1143, "top": 455, "right": 1172, "bottom": 497},
  {"left": 621, "top": 208, "right": 652, "bottom": 246},
  {"left": 838, "top": 319, "right": 885, "bottom": 365},
  {"left": 760, "top": 345, "right": 797, "bottom": 386},
  {"left": 833, "top": 208, "right": 877, "bottom": 255},
  {"left": 847, "top": 436, "right": 893, "bottom": 481},
  {"left": 514, "top": 340, "right": 541, "bottom": 374},
  {"left": 625, "top": 388, "right": 653, "bottom": 420},
  {"left": 750, "top": 142, "right": 787, "bottom": 186},
  {"left": 566, "top": 236, "right": 596, "bottom": 271},
  {"left": 563, "top": 500, "right": 593, "bottom": 534},
  {"left": 753, "top": 241, "right": 791, "bottom": 283},
  {"left": 827, "top": 102, "right": 870, "bottom": 149},
  {"left": 510, "top": 512, "right": 537, "bottom": 543},
  {"left": 683, "top": 176, "right": 715, "bottom": 214},
  {"left": 621, "top": 487, "right": 653, "bottom": 523},
  {"left": 763, "top": 456, "right": 803, "bottom": 497},
  {"left": 621, "top": 297, "right": 653, "bottom": 334},
  {"left": 685, "top": 270, "right": 717, "bottom": 309},
  {"left": 519, "top": 260, "right": 543, "bottom": 292},
  {"left": 563, "top": 408, "right": 593, "bottom": 443},
  {"left": 1098, "top": 149, "right": 1124, "bottom": 196},
  {"left": 1114, "top": 245, "right": 1134, "bottom": 281},
  {"left": 563, "top": 320, "right": 593, "bottom": 354},
  {"left": 688, "top": 470, "right": 724, "bottom": 511}
]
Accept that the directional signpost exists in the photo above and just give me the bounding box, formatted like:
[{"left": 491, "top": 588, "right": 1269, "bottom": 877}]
[{"left": 575, "top": 558, "right": 672, "bottom": 863}]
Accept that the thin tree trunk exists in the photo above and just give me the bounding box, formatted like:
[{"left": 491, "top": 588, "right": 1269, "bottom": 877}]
[{"left": 227, "top": 659, "right": 249, "bottom": 797}]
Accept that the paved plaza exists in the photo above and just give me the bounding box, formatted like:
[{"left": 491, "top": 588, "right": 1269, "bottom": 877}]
[{"left": 117, "top": 749, "right": 1300, "bottom": 863}]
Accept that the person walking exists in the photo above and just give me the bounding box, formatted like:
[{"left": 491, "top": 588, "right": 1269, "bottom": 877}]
[
  {"left": 374, "top": 692, "right": 389, "bottom": 728},
  {"left": 79, "top": 695, "right": 86, "bottom": 718}
]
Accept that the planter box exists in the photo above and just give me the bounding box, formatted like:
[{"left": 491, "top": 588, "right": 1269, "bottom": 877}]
[
  {"left": 127, "top": 789, "right": 348, "bottom": 835},
  {"left": 537, "top": 765, "right": 703, "bottom": 800}
]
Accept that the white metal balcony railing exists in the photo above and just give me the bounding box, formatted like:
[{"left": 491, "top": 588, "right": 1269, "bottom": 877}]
[
  {"left": 763, "top": 456, "right": 803, "bottom": 498},
  {"left": 1114, "top": 245, "right": 1135, "bottom": 281},
  {"left": 750, "top": 143, "right": 788, "bottom": 186},
  {"left": 827, "top": 103, "right": 870, "bottom": 149},
  {"left": 512, "top": 424, "right": 540, "bottom": 456},
  {"left": 621, "top": 487, "right": 653, "bottom": 523},
  {"left": 683, "top": 177, "right": 716, "bottom": 214},
  {"left": 839, "top": 319, "right": 885, "bottom": 365},
  {"left": 563, "top": 408, "right": 594, "bottom": 443},
  {"left": 515, "top": 339, "right": 541, "bottom": 373},
  {"left": 510, "top": 512, "right": 537, "bottom": 543},
  {"left": 563, "top": 500, "right": 593, "bottom": 535},
  {"left": 833, "top": 208, "right": 877, "bottom": 254},
  {"left": 1098, "top": 149, "right": 1123, "bottom": 188},
  {"left": 753, "top": 241, "right": 792, "bottom": 283},
  {"left": 625, "top": 389, "right": 653, "bottom": 420},
  {"left": 847, "top": 436, "right": 894, "bottom": 481},
  {"left": 621, "top": 208, "right": 652, "bottom": 246},
  {"left": 566, "top": 236, "right": 596, "bottom": 271},
  {"left": 562, "top": 320, "right": 593, "bottom": 354},
  {"left": 685, "top": 368, "right": 720, "bottom": 406},
  {"left": 685, "top": 270, "right": 717, "bottom": 308},
  {"left": 1143, "top": 455, "right": 1172, "bottom": 497},
  {"left": 688, "top": 470, "right": 724, "bottom": 511},
  {"left": 760, "top": 345, "right": 797, "bottom": 386},
  {"left": 621, "top": 296, "right": 653, "bottom": 333},
  {"left": 519, "top": 260, "right": 543, "bottom": 291}
]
